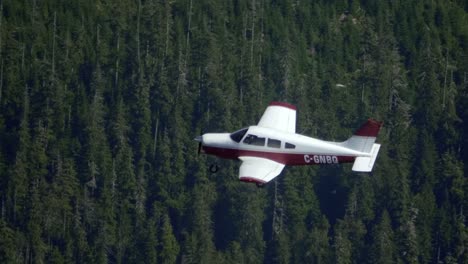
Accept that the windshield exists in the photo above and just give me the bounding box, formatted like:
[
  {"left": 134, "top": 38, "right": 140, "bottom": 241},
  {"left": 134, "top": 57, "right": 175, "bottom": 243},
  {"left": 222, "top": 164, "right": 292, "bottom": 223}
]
[{"left": 230, "top": 128, "right": 248, "bottom": 143}]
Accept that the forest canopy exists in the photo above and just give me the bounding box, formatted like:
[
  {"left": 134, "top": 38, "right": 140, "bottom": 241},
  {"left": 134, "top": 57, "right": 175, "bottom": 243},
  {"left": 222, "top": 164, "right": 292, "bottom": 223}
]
[{"left": 0, "top": 0, "right": 467, "bottom": 263}]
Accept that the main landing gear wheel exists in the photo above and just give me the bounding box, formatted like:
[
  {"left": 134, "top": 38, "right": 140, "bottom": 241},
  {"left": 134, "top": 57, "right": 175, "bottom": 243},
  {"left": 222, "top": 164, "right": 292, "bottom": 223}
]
[{"left": 209, "top": 164, "right": 219, "bottom": 173}]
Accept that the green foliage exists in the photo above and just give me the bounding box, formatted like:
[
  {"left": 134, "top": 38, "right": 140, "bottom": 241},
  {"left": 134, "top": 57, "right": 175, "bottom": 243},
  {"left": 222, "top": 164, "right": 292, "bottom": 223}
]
[
  {"left": 159, "top": 213, "right": 179, "bottom": 264},
  {"left": 0, "top": 220, "right": 15, "bottom": 263},
  {"left": 368, "top": 210, "right": 395, "bottom": 264},
  {"left": 0, "top": 0, "right": 467, "bottom": 263}
]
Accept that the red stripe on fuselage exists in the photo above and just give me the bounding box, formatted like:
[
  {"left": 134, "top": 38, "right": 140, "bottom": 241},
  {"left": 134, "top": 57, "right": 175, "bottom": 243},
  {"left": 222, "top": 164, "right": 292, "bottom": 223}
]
[{"left": 202, "top": 146, "right": 355, "bottom": 166}]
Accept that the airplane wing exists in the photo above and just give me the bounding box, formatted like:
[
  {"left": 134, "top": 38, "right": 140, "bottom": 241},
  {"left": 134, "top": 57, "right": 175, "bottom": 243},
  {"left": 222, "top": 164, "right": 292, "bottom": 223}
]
[
  {"left": 238, "top": 156, "right": 285, "bottom": 184},
  {"left": 257, "top": 102, "right": 296, "bottom": 133}
]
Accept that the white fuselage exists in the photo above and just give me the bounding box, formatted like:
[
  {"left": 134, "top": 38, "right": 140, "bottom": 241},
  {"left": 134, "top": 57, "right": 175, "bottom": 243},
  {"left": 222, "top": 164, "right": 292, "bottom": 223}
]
[{"left": 200, "top": 126, "right": 369, "bottom": 166}]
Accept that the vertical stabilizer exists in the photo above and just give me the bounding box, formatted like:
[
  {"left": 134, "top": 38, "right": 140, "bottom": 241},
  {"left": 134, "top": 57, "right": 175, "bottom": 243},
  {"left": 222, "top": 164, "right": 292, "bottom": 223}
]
[
  {"left": 341, "top": 119, "right": 383, "bottom": 153},
  {"left": 340, "top": 119, "right": 383, "bottom": 172}
]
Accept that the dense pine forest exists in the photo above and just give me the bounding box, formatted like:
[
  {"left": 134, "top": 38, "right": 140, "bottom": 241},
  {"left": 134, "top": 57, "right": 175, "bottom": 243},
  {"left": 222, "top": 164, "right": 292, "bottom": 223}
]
[{"left": 1, "top": 0, "right": 468, "bottom": 263}]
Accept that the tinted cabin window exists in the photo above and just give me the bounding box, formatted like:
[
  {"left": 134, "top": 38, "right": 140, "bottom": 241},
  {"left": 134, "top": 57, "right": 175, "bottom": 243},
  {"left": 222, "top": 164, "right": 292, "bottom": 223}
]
[
  {"left": 243, "top": 134, "right": 266, "bottom": 146},
  {"left": 285, "top": 142, "right": 296, "bottom": 149},
  {"left": 268, "top": 139, "right": 281, "bottom": 148},
  {"left": 230, "top": 128, "right": 248, "bottom": 143}
]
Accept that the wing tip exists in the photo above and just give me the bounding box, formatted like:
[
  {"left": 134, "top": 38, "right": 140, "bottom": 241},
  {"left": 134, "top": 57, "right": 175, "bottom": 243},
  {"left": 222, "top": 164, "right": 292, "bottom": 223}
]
[
  {"left": 240, "top": 177, "right": 266, "bottom": 184},
  {"left": 269, "top": 101, "right": 296, "bottom": 110}
]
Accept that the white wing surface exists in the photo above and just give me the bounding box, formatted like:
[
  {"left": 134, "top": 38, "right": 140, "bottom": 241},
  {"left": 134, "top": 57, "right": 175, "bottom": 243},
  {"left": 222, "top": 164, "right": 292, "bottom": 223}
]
[
  {"left": 257, "top": 102, "right": 296, "bottom": 133},
  {"left": 238, "top": 156, "right": 285, "bottom": 184}
]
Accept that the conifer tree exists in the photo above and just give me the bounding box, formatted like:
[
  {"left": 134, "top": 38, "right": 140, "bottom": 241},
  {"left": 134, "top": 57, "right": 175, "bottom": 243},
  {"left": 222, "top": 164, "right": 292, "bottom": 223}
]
[
  {"left": 159, "top": 213, "right": 179, "bottom": 264},
  {"left": 369, "top": 210, "right": 395, "bottom": 264}
]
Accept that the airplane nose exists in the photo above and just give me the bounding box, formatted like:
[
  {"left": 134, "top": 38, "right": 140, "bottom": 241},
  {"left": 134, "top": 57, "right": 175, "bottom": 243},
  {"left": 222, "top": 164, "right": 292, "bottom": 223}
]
[{"left": 195, "top": 135, "right": 203, "bottom": 155}]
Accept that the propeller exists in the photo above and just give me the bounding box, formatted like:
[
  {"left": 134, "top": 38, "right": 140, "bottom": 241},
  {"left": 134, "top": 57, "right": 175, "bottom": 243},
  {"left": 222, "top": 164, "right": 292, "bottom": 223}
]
[{"left": 194, "top": 135, "right": 203, "bottom": 155}]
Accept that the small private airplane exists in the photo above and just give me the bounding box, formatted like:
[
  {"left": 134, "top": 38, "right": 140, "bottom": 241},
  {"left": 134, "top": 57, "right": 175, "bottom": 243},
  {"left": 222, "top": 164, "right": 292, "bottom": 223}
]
[{"left": 195, "top": 102, "right": 382, "bottom": 186}]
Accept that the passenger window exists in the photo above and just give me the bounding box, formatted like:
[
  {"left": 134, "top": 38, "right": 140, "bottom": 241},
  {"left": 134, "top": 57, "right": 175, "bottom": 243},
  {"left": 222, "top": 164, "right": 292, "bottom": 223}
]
[
  {"left": 243, "top": 134, "right": 266, "bottom": 146},
  {"left": 267, "top": 139, "right": 281, "bottom": 148},
  {"left": 285, "top": 142, "right": 296, "bottom": 149}
]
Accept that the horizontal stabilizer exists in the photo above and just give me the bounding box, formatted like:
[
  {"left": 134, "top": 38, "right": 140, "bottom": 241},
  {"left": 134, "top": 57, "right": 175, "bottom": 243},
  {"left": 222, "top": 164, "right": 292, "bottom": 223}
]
[{"left": 352, "top": 144, "right": 381, "bottom": 172}]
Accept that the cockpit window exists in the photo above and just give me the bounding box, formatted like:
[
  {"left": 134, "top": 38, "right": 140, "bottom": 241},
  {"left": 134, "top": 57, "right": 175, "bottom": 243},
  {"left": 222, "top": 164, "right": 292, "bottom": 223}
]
[
  {"left": 230, "top": 128, "right": 248, "bottom": 143},
  {"left": 285, "top": 142, "right": 296, "bottom": 149},
  {"left": 243, "top": 134, "right": 266, "bottom": 146}
]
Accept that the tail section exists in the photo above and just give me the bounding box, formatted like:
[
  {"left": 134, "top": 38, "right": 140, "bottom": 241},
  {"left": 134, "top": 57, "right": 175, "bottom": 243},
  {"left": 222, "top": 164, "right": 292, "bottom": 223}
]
[
  {"left": 341, "top": 119, "right": 383, "bottom": 172},
  {"left": 352, "top": 143, "right": 381, "bottom": 172},
  {"left": 342, "top": 119, "right": 382, "bottom": 153}
]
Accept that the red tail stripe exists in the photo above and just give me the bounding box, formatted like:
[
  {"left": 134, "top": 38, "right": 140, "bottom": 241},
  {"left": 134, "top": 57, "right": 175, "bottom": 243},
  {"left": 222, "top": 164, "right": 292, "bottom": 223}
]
[{"left": 354, "top": 119, "right": 383, "bottom": 137}]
